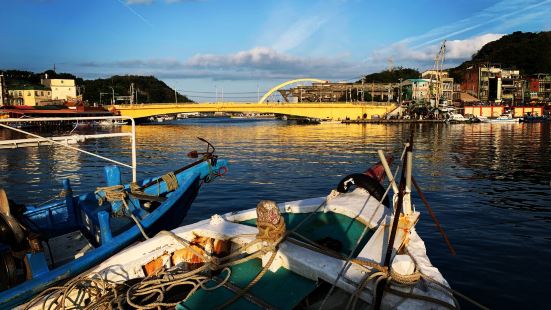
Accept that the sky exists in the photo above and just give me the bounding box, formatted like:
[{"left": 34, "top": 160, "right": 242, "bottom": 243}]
[{"left": 1, "top": 0, "right": 551, "bottom": 101}]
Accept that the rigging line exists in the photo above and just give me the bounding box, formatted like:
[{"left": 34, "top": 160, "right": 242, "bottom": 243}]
[{"left": 176, "top": 90, "right": 269, "bottom": 94}]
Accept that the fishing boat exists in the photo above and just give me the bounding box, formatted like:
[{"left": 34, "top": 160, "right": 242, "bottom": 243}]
[
  {"left": 0, "top": 116, "right": 228, "bottom": 308},
  {"left": 20, "top": 136, "right": 460, "bottom": 310},
  {"left": 446, "top": 112, "right": 468, "bottom": 123},
  {"left": 480, "top": 113, "right": 519, "bottom": 123},
  {"left": 520, "top": 112, "right": 548, "bottom": 123}
]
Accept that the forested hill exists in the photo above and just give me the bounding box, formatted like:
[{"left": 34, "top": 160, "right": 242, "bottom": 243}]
[
  {"left": 0, "top": 70, "right": 192, "bottom": 104},
  {"left": 450, "top": 31, "right": 551, "bottom": 81},
  {"left": 82, "top": 75, "right": 192, "bottom": 104},
  {"left": 358, "top": 67, "right": 420, "bottom": 83}
]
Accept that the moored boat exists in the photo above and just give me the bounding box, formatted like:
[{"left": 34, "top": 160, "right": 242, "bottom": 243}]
[
  {"left": 0, "top": 117, "right": 228, "bottom": 308},
  {"left": 480, "top": 113, "right": 519, "bottom": 123},
  {"left": 446, "top": 112, "right": 468, "bottom": 123},
  {"left": 21, "top": 138, "right": 459, "bottom": 310}
]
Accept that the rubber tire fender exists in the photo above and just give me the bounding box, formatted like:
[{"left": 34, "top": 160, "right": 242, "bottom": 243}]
[{"left": 336, "top": 173, "right": 389, "bottom": 208}]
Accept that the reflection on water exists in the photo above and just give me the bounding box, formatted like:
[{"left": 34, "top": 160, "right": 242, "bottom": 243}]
[{"left": 0, "top": 119, "right": 550, "bottom": 308}]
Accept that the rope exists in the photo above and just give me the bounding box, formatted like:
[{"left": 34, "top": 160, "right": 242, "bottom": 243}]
[
  {"left": 37, "top": 189, "right": 73, "bottom": 207},
  {"left": 95, "top": 185, "right": 150, "bottom": 240},
  {"left": 161, "top": 172, "right": 179, "bottom": 191}
]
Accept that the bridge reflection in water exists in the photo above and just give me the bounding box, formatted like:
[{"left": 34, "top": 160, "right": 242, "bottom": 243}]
[{"left": 113, "top": 102, "right": 397, "bottom": 120}]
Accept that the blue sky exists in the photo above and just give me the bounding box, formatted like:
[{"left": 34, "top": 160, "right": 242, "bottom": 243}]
[{"left": 1, "top": 0, "right": 550, "bottom": 100}]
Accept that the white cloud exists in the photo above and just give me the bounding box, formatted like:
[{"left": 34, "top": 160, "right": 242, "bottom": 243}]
[
  {"left": 270, "top": 16, "right": 328, "bottom": 52},
  {"left": 368, "top": 33, "right": 503, "bottom": 72},
  {"left": 78, "top": 47, "right": 366, "bottom": 80},
  {"left": 445, "top": 34, "right": 504, "bottom": 60}
]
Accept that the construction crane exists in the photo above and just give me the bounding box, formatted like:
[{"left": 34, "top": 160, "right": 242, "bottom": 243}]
[{"left": 430, "top": 40, "right": 447, "bottom": 107}]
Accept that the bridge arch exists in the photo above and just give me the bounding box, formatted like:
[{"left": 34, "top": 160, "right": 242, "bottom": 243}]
[{"left": 257, "top": 78, "right": 327, "bottom": 104}]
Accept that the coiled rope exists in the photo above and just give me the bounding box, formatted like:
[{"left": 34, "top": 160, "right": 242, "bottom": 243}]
[{"left": 94, "top": 185, "right": 149, "bottom": 240}]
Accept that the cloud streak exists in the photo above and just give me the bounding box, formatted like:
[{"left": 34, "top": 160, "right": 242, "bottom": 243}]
[
  {"left": 117, "top": 0, "right": 154, "bottom": 27},
  {"left": 399, "top": 0, "right": 551, "bottom": 49}
]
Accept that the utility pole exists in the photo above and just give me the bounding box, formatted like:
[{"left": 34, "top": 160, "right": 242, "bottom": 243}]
[
  {"left": 371, "top": 82, "right": 374, "bottom": 103},
  {"left": 361, "top": 79, "right": 365, "bottom": 102},
  {"left": 110, "top": 87, "right": 115, "bottom": 105},
  {"left": 215, "top": 86, "right": 218, "bottom": 103},
  {"left": 399, "top": 78, "right": 403, "bottom": 105},
  {"left": 174, "top": 87, "right": 178, "bottom": 104},
  {"left": 130, "top": 83, "right": 134, "bottom": 105}
]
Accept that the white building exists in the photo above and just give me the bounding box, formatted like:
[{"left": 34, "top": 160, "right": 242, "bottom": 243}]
[
  {"left": 41, "top": 77, "right": 77, "bottom": 101},
  {"left": 402, "top": 79, "right": 431, "bottom": 101}
]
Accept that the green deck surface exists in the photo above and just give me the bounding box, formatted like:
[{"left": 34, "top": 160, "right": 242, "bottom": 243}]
[
  {"left": 177, "top": 212, "right": 373, "bottom": 309},
  {"left": 176, "top": 258, "right": 317, "bottom": 310},
  {"left": 241, "top": 211, "right": 373, "bottom": 256}
]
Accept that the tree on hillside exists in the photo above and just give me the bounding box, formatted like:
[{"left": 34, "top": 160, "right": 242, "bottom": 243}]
[{"left": 358, "top": 67, "right": 421, "bottom": 83}]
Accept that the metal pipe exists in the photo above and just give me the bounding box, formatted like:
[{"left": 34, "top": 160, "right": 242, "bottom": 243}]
[
  {"left": 377, "top": 150, "right": 399, "bottom": 194},
  {"left": 130, "top": 117, "right": 137, "bottom": 182},
  {"left": 0, "top": 116, "right": 132, "bottom": 122},
  {"left": 404, "top": 151, "right": 413, "bottom": 215},
  {"left": 0, "top": 116, "right": 137, "bottom": 180},
  {"left": 0, "top": 123, "right": 132, "bottom": 168}
]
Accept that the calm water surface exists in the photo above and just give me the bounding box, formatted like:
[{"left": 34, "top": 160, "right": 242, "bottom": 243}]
[{"left": 1, "top": 119, "right": 550, "bottom": 309}]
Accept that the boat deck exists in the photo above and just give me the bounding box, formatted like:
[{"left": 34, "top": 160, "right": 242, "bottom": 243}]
[
  {"left": 176, "top": 258, "right": 317, "bottom": 310},
  {"left": 240, "top": 212, "right": 374, "bottom": 257}
]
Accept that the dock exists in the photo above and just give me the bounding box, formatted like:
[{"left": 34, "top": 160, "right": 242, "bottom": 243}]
[{"left": 342, "top": 119, "right": 446, "bottom": 124}]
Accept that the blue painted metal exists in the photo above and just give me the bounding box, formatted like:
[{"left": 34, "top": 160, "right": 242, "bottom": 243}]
[
  {"left": 98, "top": 211, "right": 112, "bottom": 244},
  {"left": 0, "top": 159, "right": 229, "bottom": 308},
  {"left": 25, "top": 253, "right": 49, "bottom": 278},
  {"left": 103, "top": 165, "right": 123, "bottom": 214}
]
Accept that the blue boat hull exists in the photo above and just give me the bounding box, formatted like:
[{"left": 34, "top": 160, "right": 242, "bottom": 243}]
[{"left": 0, "top": 159, "right": 228, "bottom": 308}]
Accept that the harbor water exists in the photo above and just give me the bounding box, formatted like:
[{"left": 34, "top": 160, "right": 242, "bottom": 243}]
[{"left": 1, "top": 118, "right": 550, "bottom": 309}]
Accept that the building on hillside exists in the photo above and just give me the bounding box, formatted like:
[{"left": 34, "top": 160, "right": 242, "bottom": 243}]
[
  {"left": 41, "top": 76, "right": 77, "bottom": 101},
  {"left": 527, "top": 74, "right": 551, "bottom": 102},
  {"left": 421, "top": 70, "right": 449, "bottom": 80},
  {"left": 461, "top": 63, "right": 523, "bottom": 103},
  {"left": 280, "top": 81, "right": 398, "bottom": 102},
  {"left": 401, "top": 79, "right": 431, "bottom": 101},
  {"left": 7, "top": 85, "right": 52, "bottom": 106}
]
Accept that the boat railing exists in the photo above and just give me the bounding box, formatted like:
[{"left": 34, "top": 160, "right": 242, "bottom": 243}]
[{"left": 0, "top": 116, "right": 138, "bottom": 182}]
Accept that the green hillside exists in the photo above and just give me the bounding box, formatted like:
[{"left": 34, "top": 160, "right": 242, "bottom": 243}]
[
  {"left": 0, "top": 70, "right": 192, "bottom": 104},
  {"left": 82, "top": 75, "right": 191, "bottom": 104},
  {"left": 450, "top": 31, "right": 551, "bottom": 81},
  {"left": 358, "top": 67, "right": 420, "bottom": 83}
]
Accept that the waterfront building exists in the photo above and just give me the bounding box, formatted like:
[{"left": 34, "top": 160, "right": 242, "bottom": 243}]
[
  {"left": 41, "top": 76, "right": 77, "bottom": 101},
  {"left": 281, "top": 81, "right": 398, "bottom": 102},
  {"left": 461, "top": 63, "right": 523, "bottom": 103},
  {"left": 7, "top": 85, "right": 52, "bottom": 106},
  {"left": 528, "top": 74, "right": 551, "bottom": 102},
  {"left": 401, "top": 79, "right": 431, "bottom": 101}
]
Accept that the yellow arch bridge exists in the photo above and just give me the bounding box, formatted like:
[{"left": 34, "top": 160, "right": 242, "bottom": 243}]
[
  {"left": 113, "top": 78, "right": 396, "bottom": 120},
  {"left": 113, "top": 102, "right": 396, "bottom": 121}
]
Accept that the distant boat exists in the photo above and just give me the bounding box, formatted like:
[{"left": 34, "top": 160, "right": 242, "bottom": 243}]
[
  {"left": 447, "top": 112, "right": 468, "bottom": 123},
  {"left": 520, "top": 112, "right": 548, "bottom": 123},
  {"left": 481, "top": 113, "right": 519, "bottom": 123}
]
